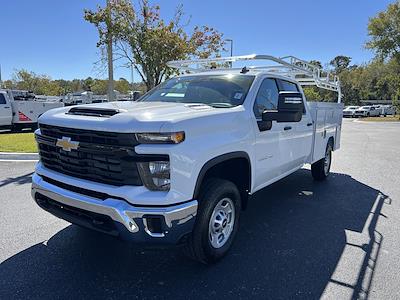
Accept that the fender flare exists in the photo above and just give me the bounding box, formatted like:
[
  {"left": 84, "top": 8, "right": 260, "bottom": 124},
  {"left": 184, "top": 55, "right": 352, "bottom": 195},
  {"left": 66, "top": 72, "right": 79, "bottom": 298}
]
[{"left": 193, "top": 151, "right": 251, "bottom": 199}]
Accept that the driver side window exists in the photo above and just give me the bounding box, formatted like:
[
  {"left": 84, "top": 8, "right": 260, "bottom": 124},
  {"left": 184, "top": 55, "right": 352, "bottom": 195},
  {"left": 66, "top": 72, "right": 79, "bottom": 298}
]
[{"left": 253, "top": 78, "right": 279, "bottom": 119}]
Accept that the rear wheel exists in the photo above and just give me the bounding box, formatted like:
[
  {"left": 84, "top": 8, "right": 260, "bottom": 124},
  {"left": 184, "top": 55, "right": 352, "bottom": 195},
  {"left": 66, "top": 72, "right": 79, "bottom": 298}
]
[
  {"left": 184, "top": 178, "right": 241, "bottom": 264},
  {"left": 311, "top": 142, "right": 332, "bottom": 181}
]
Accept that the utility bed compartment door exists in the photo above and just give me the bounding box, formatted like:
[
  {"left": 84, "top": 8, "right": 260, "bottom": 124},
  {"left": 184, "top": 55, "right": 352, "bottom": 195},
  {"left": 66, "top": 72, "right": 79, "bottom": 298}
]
[{"left": 308, "top": 102, "right": 343, "bottom": 163}]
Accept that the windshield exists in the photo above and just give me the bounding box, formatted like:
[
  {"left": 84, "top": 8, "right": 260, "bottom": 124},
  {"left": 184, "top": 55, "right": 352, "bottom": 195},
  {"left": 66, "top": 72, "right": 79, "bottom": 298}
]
[{"left": 140, "top": 74, "right": 255, "bottom": 108}]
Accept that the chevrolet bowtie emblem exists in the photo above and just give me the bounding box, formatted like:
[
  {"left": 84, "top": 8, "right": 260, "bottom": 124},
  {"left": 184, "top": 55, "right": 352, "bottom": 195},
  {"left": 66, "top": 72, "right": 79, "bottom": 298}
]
[{"left": 56, "top": 136, "right": 79, "bottom": 152}]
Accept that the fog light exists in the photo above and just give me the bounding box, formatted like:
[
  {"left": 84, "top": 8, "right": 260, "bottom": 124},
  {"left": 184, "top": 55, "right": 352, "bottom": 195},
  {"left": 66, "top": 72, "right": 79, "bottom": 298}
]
[{"left": 138, "top": 161, "right": 170, "bottom": 191}]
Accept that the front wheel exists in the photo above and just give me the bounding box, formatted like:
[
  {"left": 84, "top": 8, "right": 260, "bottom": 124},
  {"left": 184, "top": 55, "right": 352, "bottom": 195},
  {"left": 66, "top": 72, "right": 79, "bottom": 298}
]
[
  {"left": 311, "top": 143, "right": 332, "bottom": 181},
  {"left": 184, "top": 178, "right": 241, "bottom": 264}
]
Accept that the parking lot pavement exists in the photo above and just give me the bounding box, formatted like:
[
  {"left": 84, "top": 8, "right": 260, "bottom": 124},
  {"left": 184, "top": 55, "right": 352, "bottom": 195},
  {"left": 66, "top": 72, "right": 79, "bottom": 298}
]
[{"left": 0, "top": 119, "right": 399, "bottom": 299}]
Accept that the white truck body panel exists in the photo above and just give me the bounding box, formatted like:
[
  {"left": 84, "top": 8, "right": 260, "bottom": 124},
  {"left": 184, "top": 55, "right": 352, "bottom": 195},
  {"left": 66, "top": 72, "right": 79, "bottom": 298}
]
[
  {"left": 0, "top": 90, "right": 63, "bottom": 127},
  {"left": 307, "top": 102, "right": 343, "bottom": 163},
  {"left": 11, "top": 100, "right": 63, "bottom": 124}
]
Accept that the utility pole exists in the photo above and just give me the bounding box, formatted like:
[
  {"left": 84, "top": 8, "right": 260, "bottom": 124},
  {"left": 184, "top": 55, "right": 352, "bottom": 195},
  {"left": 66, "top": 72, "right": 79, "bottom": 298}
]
[
  {"left": 0, "top": 64, "right": 2, "bottom": 89},
  {"left": 226, "top": 39, "right": 233, "bottom": 68},
  {"left": 107, "top": 0, "right": 114, "bottom": 102},
  {"left": 131, "top": 62, "right": 134, "bottom": 95}
]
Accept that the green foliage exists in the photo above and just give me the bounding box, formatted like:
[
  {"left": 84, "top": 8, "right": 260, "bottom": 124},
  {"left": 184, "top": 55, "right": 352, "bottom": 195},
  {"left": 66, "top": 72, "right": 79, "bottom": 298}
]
[
  {"left": 84, "top": 0, "right": 225, "bottom": 91},
  {"left": 366, "top": 1, "right": 400, "bottom": 62},
  {"left": 303, "top": 87, "right": 321, "bottom": 101},
  {"left": 330, "top": 56, "right": 351, "bottom": 73},
  {"left": 6, "top": 69, "right": 142, "bottom": 96}
]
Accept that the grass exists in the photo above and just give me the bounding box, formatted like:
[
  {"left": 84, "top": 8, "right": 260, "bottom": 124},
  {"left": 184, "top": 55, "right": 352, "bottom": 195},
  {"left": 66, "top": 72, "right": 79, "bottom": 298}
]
[
  {"left": 361, "top": 115, "right": 400, "bottom": 122},
  {"left": 0, "top": 132, "right": 38, "bottom": 153}
]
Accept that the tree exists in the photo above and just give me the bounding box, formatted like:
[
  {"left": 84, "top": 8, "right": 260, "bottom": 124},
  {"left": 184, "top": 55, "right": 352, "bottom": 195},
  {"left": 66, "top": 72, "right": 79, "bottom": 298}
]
[
  {"left": 366, "top": 1, "right": 400, "bottom": 61},
  {"left": 330, "top": 56, "right": 351, "bottom": 73},
  {"left": 115, "top": 78, "right": 131, "bottom": 93},
  {"left": 85, "top": 0, "right": 225, "bottom": 91}
]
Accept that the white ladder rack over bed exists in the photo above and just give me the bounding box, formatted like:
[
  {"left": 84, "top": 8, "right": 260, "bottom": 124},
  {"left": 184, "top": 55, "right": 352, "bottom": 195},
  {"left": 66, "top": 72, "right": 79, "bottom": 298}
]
[{"left": 167, "top": 54, "right": 342, "bottom": 103}]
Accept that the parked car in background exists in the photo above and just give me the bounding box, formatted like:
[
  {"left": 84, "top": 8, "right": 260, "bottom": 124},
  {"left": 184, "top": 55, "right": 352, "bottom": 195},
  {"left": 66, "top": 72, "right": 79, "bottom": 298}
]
[
  {"left": 354, "top": 106, "right": 380, "bottom": 117},
  {"left": 380, "top": 105, "right": 396, "bottom": 116},
  {"left": 343, "top": 106, "right": 359, "bottom": 117}
]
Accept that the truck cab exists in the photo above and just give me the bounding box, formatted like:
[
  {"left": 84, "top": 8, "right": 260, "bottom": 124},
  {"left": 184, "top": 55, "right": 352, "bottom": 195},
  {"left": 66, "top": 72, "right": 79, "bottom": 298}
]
[
  {"left": 31, "top": 54, "right": 343, "bottom": 263},
  {"left": 0, "top": 91, "right": 13, "bottom": 127}
]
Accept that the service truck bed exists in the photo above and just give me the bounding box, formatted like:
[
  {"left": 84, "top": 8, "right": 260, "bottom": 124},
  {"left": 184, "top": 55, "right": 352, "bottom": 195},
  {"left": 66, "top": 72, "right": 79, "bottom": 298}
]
[{"left": 307, "top": 102, "right": 343, "bottom": 163}]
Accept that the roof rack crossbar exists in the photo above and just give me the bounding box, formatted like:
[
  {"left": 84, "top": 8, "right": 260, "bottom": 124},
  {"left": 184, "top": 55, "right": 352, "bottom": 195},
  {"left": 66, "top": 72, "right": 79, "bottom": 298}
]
[{"left": 167, "top": 54, "right": 341, "bottom": 98}]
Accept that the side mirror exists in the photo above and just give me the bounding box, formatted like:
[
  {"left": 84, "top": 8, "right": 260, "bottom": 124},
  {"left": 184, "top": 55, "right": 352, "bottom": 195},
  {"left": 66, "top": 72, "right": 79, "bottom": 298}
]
[
  {"left": 132, "top": 91, "right": 142, "bottom": 101},
  {"left": 262, "top": 91, "right": 303, "bottom": 123}
]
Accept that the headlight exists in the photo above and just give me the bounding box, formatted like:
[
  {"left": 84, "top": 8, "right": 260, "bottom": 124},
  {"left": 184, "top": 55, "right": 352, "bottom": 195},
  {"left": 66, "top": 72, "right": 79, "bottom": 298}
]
[
  {"left": 137, "top": 161, "right": 170, "bottom": 191},
  {"left": 136, "top": 132, "right": 185, "bottom": 144}
]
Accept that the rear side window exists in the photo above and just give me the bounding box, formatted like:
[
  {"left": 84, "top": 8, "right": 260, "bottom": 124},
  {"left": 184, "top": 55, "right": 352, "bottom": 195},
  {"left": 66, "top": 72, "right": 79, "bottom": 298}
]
[
  {"left": 0, "top": 94, "right": 6, "bottom": 104},
  {"left": 278, "top": 79, "right": 299, "bottom": 92},
  {"left": 253, "top": 78, "right": 279, "bottom": 118}
]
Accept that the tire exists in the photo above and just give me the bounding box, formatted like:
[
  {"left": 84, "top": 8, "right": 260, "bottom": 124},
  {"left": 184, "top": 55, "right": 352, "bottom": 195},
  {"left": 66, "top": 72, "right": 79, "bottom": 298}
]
[
  {"left": 184, "top": 178, "right": 241, "bottom": 264},
  {"left": 11, "top": 124, "right": 22, "bottom": 132},
  {"left": 311, "top": 142, "right": 333, "bottom": 181}
]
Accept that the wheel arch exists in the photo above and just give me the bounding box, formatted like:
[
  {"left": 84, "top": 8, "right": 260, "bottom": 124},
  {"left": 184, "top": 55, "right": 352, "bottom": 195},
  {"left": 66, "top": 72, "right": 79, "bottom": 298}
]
[{"left": 193, "top": 151, "right": 252, "bottom": 209}]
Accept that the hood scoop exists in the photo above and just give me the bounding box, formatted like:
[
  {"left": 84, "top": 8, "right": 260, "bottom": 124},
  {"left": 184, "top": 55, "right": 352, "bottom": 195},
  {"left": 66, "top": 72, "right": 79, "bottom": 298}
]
[
  {"left": 184, "top": 103, "right": 212, "bottom": 110},
  {"left": 67, "top": 107, "right": 126, "bottom": 118}
]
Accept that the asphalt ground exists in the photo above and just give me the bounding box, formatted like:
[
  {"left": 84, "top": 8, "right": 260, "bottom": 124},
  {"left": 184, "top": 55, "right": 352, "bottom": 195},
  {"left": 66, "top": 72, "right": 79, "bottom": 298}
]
[{"left": 0, "top": 119, "right": 399, "bottom": 299}]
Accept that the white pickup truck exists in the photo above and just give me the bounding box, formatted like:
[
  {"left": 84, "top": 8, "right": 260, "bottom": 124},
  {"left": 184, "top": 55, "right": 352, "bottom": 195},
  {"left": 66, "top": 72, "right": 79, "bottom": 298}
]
[
  {"left": 31, "top": 55, "right": 343, "bottom": 263},
  {"left": 0, "top": 90, "right": 63, "bottom": 131}
]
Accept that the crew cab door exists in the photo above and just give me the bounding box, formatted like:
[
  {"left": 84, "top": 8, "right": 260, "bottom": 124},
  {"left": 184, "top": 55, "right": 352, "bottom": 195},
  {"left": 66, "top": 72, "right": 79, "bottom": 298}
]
[
  {"left": 276, "top": 79, "right": 313, "bottom": 165},
  {"left": 252, "top": 78, "right": 298, "bottom": 190},
  {"left": 0, "top": 92, "right": 12, "bottom": 126}
]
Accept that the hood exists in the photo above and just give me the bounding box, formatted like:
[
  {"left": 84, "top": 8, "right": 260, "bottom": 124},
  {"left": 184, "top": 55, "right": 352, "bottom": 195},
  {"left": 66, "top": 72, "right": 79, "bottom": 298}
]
[{"left": 38, "top": 101, "right": 236, "bottom": 133}]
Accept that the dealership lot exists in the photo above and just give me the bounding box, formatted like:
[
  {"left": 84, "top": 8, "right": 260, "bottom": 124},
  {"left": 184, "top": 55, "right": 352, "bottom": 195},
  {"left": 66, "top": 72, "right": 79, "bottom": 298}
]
[{"left": 0, "top": 119, "right": 399, "bottom": 299}]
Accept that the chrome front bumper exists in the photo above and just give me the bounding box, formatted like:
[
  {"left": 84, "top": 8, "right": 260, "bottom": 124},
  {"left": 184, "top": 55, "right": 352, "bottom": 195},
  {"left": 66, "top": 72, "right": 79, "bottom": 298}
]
[{"left": 31, "top": 173, "right": 198, "bottom": 243}]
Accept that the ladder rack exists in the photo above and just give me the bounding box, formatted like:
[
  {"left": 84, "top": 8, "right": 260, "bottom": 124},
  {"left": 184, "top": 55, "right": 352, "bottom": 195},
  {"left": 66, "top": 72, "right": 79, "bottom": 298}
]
[{"left": 167, "top": 54, "right": 342, "bottom": 102}]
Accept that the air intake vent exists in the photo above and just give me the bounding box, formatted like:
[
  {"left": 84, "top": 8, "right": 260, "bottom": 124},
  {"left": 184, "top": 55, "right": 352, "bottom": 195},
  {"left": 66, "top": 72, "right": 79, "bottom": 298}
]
[{"left": 67, "top": 107, "right": 122, "bottom": 117}]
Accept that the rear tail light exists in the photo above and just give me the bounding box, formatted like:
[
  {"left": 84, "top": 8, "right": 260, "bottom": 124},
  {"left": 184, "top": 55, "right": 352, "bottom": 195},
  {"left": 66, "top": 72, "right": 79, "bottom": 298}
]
[{"left": 18, "top": 112, "right": 32, "bottom": 122}]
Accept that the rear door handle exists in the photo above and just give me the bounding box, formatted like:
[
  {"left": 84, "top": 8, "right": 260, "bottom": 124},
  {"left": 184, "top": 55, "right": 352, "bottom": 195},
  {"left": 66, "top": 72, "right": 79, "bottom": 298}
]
[
  {"left": 3, "top": 106, "right": 10, "bottom": 109},
  {"left": 307, "top": 122, "right": 313, "bottom": 126},
  {"left": 284, "top": 126, "right": 292, "bottom": 131}
]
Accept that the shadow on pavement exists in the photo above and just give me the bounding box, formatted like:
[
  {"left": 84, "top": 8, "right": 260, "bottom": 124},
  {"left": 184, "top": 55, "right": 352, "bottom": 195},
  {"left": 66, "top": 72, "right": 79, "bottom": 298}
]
[
  {"left": 0, "top": 170, "right": 389, "bottom": 299},
  {"left": 0, "top": 172, "right": 33, "bottom": 188}
]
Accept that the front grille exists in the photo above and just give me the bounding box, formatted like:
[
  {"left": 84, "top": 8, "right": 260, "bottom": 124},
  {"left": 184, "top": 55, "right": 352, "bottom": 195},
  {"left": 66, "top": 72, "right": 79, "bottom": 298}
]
[{"left": 36, "top": 124, "right": 158, "bottom": 186}]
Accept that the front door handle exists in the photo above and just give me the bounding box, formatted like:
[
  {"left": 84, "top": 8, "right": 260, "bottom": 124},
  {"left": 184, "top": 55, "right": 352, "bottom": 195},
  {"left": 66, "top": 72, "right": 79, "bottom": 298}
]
[
  {"left": 307, "top": 122, "right": 313, "bottom": 126},
  {"left": 284, "top": 126, "right": 292, "bottom": 131},
  {"left": 3, "top": 106, "right": 10, "bottom": 109}
]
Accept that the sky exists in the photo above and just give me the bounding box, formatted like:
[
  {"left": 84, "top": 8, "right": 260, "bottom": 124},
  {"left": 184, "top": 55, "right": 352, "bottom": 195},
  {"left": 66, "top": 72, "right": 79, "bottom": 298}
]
[{"left": 0, "top": 0, "right": 395, "bottom": 82}]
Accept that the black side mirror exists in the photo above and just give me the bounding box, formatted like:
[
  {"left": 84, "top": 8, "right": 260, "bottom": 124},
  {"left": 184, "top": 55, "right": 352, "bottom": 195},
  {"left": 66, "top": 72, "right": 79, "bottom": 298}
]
[
  {"left": 262, "top": 91, "right": 303, "bottom": 123},
  {"left": 132, "top": 91, "right": 142, "bottom": 101}
]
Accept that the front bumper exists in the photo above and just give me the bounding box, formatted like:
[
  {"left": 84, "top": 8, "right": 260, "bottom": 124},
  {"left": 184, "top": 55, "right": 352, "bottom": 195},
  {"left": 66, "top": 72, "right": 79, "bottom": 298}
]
[
  {"left": 354, "top": 111, "right": 367, "bottom": 117},
  {"left": 31, "top": 173, "right": 198, "bottom": 244}
]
